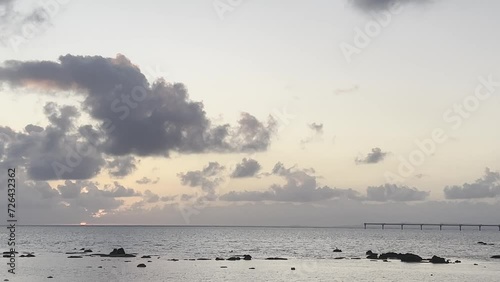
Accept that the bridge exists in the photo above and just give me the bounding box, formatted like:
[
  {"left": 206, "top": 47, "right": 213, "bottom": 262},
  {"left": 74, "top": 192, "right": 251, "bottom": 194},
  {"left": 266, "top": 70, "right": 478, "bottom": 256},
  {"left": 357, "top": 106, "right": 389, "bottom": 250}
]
[{"left": 364, "top": 223, "right": 500, "bottom": 231}]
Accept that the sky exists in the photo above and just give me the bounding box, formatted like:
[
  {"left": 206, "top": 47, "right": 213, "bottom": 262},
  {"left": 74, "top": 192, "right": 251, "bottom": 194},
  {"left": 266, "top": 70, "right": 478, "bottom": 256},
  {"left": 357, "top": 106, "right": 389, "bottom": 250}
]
[{"left": 0, "top": 0, "right": 499, "bottom": 226}]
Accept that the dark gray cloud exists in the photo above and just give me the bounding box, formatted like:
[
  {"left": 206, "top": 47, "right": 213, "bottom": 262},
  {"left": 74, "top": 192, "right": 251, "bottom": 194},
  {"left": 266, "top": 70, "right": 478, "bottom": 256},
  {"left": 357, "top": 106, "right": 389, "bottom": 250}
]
[
  {"left": 230, "top": 158, "right": 261, "bottom": 178},
  {"left": 221, "top": 163, "right": 361, "bottom": 202},
  {"left": 106, "top": 156, "right": 137, "bottom": 178},
  {"left": 355, "top": 147, "right": 388, "bottom": 165},
  {"left": 349, "top": 0, "right": 431, "bottom": 12},
  {"left": 0, "top": 103, "right": 106, "bottom": 180},
  {"left": 366, "top": 184, "right": 429, "bottom": 202},
  {"left": 143, "top": 190, "right": 160, "bottom": 203},
  {"left": 178, "top": 162, "right": 225, "bottom": 200},
  {"left": 0, "top": 55, "right": 276, "bottom": 160},
  {"left": 444, "top": 168, "right": 500, "bottom": 199}
]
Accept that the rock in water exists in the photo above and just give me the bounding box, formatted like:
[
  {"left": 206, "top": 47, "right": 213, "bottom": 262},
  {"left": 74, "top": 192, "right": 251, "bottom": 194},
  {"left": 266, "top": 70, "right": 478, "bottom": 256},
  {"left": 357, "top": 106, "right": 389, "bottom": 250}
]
[
  {"left": 366, "top": 254, "right": 378, "bottom": 259},
  {"left": 243, "top": 255, "right": 252, "bottom": 261},
  {"left": 430, "top": 255, "right": 449, "bottom": 264},
  {"left": 491, "top": 255, "right": 500, "bottom": 259},
  {"left": 379, "top": 252, "right": 399, "bottom": 260},
  {"left": 333, "top": 248, "right": 342, "bottom": 253},
  {"left": 399, "top": 253, "right": 422, "bottom": 263},
  {"left": 137, "top": 263, "right": 146, "bottom": 268}
]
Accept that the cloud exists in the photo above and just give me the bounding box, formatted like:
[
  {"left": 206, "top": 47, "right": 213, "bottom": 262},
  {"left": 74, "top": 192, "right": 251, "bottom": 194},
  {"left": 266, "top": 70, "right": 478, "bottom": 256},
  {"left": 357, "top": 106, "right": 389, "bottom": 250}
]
[
  {"left": 349, "top": 0, "right": 431, "bottom": 12},
  {"left": 365, "top": 184, "right": 429, "bottom": 202},
  {"left": 0, "top": 0, "right": 53, "bottom": 46},
  {"left": 0, "top": 54, "right": 276, "bottom": 159},
  {"left": 143, "top": 190, "right": 160, "bottom": 203},
  {"left": 106, "top": 156, "right": 137, "bottom": 178},
  {"left": 221, "top": 163, "right": 361, "bottom": 202},
  {"left": 230, "top": 158, "right": 261, "bottom": 178},
  {"left": 0, "top": 103, "right": 106, "bottom": 180},
  {"left": 136, "top": 177, "right": 160, "bottom": 185},
  {"left": 355, "top": 147, "right": 388, "bottom": 165},
  {"left": 444, "top": 168, "right": 500, "bottom": 199},
  {"left": 178, "top": 162, "right": 225, "bottom": 200},
  {"left": 300, "top": 123, "right": 324, "bottom": 147}
]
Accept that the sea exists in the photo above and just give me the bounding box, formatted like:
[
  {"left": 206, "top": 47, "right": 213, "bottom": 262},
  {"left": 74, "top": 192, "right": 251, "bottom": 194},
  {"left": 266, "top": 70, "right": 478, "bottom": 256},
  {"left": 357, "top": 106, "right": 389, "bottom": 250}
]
[{"left": 1, "top": 225, "right": 499, "bottom": 281}]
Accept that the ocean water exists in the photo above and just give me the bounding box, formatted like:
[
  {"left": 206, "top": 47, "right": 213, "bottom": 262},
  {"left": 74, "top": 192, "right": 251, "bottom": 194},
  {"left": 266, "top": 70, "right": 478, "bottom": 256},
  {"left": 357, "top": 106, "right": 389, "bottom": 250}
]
[{"left": 1, "top": 226, "right": 500, "bottom": 281}]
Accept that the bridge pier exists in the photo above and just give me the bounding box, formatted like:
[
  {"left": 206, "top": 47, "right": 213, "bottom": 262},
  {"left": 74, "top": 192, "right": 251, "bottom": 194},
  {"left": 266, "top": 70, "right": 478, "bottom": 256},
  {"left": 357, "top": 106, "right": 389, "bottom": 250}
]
[
  {"left": 479, "top": 225, "right": 482, "bottom": 231},
  {"left": 364, "top": 223, "right": 366, "bottom": 229},
  {"left": 459, "top": 225, "right": 462, "bottom": 231},
  {"left": 439, "top": 224, "right": 442, "bottom": 230},
  {"left": 382, "top": 224, "right": 385, "bottom": 230},
  {"left": 420, "top": 224, "right": 423, "bottom": 230},
  {"left": 401, "top": 224, "right": 403, "bottom": 230}
]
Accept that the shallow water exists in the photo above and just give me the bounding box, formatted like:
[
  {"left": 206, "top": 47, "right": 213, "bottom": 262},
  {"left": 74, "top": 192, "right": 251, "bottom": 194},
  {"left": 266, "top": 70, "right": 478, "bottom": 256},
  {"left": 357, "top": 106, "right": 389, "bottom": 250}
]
[{"left": 1, "top": 226, "right": 500, "bottom": 281}]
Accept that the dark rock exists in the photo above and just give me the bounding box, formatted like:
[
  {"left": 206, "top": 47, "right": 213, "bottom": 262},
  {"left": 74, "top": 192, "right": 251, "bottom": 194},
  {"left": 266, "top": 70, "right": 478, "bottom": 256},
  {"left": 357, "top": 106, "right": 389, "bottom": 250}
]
[
  {"left": 220, "top": 266, "right": 227, "bottom": 268},
  {"left": 399, "top": 253, "right": 422, "bottom": 263},
  {"left": 168, "top": 259, "right": 179, "bottom": 261},
  {"left": 47, "top": 276, "right": 53, "bottom": 279},
  {"left": 215, "top": 257, "right": 225, "bottom": 261},
  {"left": 197, "top": 258, "right": 211, "bottom": 260},
  {"left": 141, "top": 255, "right": 151, "bottom": 258},
  {"left": 455, "top": 260, "right": 461, "bottom": 263},
  {"left": 124, "top": 261, "right": 131, "bottom": 262},
  {"left": 137, "top": 263, "right": 146, "bottom": 268},
  {"left": 379, "top": 252, "right": 399, "bottom": 260},
  {"left": 334, "top": 257, "right": 345, "bottom": 260},
  {"left": 243, "top": 255, "right": 252, "bottom": 261},
  {"left": 333, "top": 248, "right": 342, "bottom": 253},
  {"left": 351, "top": 257, "right": 361, "bottom": 260},
  {"left": 249, "top": 267, "right": 255, "bottom": 269},
  {"left": 430, "top": 255, "right": 449, "bottom": 264},
  {"left": 366, "top": 250, "right": 374, "bottom": 255},
  {"left": 67, "top": 256, "right": 83, "bottom": 258},
  {"left": 98, "top": 266, "right": 103, "bottom": 268},
  {"left": 383, "top": 259, "right": 389, "bottom": 262},
  {"left": 474, "top": 263, "right": 478, "bottom": 266},
  {"left": 291, "top": 267, "right": 295, "bottom": 270},
  {"left": 20, "top": 254, "right": 35, "bottom": 258},
  {"left": 366, "top": 254, "right": 378, "bottom": 259},
  {"left": 265, "top": 257, "right": 288, "bottom": 260},
  {"left": 83, "top": 249, "right": 93, "bottom": 253},
  {"left": 227, "top": 256, "right": 240, "bottom": 261},
  {"left": 491, "top": 255, "right": 500, "bottom": 259}
]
